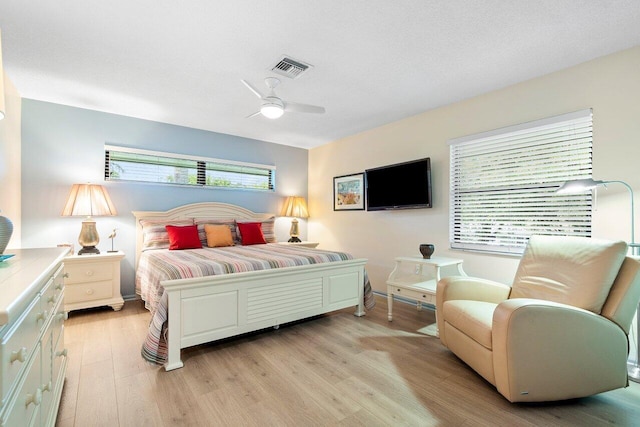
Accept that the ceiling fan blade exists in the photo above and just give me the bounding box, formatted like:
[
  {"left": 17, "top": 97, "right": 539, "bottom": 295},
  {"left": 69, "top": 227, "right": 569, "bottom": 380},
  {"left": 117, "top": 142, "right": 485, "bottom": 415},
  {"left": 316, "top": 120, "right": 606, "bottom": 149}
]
[
  {"left": 246, "top": 111, "right": 262, "bottom": 119},
  {"left": 284, "top": 101, "right": 326, "bottom": 114},
  {"left": 241, "top": 80, "right": 265, "bottom": 99}
]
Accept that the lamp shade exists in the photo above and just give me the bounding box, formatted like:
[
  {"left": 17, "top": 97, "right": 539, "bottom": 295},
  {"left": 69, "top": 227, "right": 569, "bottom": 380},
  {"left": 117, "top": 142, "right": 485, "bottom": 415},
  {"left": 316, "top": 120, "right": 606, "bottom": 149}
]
[
  {"left": 61, "top": 184, "right": 117, "bottom": 217},
  {"left": 556, "top": 178, "right": 605, "bottom": 195},
  {"left": 280, "top": 196, "right": 309, "bottom": 218}
]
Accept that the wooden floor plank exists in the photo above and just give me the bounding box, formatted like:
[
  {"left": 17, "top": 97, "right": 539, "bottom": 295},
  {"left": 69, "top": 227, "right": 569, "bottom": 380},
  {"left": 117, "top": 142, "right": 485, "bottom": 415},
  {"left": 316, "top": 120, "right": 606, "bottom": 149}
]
[{"left": 56, "top": 296, "right": 640, "bottom": 426}]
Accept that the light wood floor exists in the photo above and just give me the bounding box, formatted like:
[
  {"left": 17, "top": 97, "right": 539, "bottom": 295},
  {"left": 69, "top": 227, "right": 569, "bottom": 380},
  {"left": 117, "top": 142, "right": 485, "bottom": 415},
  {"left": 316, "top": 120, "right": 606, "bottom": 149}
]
[{"left": 56, "top": 296, "right": 640, "bottom": 426}]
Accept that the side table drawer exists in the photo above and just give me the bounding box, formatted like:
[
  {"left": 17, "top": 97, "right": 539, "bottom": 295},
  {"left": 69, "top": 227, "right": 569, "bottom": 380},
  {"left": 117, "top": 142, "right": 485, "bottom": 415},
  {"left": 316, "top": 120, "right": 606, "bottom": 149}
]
[
  {"left": 391, "top": 286, "right": 436, "bottom": 305},
  {"left": 66, "top": 280, "right": 113, "bottom": 304},
  {"left": 65, "top": 262, "right": 113, "bottom": 285}
]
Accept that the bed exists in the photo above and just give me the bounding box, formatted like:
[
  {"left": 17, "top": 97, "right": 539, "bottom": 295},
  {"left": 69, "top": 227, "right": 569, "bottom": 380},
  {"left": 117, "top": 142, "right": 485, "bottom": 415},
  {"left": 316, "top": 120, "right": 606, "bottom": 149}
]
[{"left": 133, "top": 202, "right": 372, "bottom": 371}]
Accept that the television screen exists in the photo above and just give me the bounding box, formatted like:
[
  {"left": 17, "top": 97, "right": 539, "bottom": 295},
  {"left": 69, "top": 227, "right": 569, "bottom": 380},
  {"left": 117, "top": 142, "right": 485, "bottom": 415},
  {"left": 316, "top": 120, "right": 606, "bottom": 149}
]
[{"left": 365, "top": 158, "right": 432, "bottom": 211}]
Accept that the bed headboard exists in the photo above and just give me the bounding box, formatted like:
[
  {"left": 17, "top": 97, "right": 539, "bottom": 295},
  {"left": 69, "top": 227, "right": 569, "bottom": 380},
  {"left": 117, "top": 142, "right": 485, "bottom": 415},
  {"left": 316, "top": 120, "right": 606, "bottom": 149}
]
[{"left": 132, "top": 202, "right": 275, "bottom": 268}]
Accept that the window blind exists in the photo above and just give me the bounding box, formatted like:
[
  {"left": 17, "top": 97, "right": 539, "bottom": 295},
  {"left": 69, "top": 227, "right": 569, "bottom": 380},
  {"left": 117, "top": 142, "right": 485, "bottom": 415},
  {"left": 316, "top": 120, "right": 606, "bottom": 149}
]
[
  {"left": 105, "top": 145, "right": 275, "bottom": 191},
  {"left": 449, "top": 109, "right": 593, "bottom": 254}
]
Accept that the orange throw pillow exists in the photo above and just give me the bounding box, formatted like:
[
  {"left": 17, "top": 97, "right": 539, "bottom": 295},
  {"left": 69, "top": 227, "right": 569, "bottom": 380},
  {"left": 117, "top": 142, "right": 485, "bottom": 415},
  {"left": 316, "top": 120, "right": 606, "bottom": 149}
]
[{"left": 204, "top": 224, "right": 234, "bottom": 247}]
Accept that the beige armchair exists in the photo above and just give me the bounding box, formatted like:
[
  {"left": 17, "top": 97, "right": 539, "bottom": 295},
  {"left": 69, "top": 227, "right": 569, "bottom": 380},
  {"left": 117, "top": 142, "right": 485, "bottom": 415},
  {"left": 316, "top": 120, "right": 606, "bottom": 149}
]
[{"left": 436, "top": 235, "right": 640, "bottom": 402}]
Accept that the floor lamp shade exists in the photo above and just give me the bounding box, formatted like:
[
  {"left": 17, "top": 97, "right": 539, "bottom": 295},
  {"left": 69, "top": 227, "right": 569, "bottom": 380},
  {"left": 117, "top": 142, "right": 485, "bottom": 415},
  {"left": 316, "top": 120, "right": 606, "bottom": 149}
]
[
  {"left": 61, "top": 184, "right": 117, "bottom": 255},
  {"left": 280, "top": 196, "right": 309, "bottom": 243}
]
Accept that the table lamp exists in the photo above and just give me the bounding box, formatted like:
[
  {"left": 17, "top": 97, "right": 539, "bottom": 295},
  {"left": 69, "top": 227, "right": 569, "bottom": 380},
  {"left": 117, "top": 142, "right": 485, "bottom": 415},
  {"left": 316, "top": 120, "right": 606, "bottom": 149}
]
[
  {"left": 61, "top": 183, "right": 117, "bottom": 255},
  {"left": 280, "top": 196, "right": 309, "bottom": 243}
]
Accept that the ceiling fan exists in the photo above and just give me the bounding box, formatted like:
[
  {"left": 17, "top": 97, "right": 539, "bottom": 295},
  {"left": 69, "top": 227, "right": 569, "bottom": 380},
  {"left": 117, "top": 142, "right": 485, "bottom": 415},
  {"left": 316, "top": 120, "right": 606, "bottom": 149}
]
[{"left": 241, "top": 77, "right": 325, "bottom": 119}]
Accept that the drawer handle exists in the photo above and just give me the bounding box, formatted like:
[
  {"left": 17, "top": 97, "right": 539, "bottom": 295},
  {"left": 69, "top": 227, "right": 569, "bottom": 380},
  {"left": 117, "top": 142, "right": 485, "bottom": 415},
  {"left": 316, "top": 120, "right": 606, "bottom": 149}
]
[
  {"left": 36, "top": 310, "right": 49, "bottom": 322},
  {"left": 63, "top": 273, "right": 69, "bottom": 279},
  {"left": 86, "top": 289, "right": 95, "bottom": 295},
  {"left": 85, "top": 270, "right": 94, "bottom": 277},
  {"left": 423, "top": 294, "right": 427, "bottom": 298},
  {"left": 42, "top": 381, "right": 52, "bottom": 393},
  {"left": 396, "top": 288, "right": 401, "bottom": 292},
  {"left": 25, "top": 388, "right": 42, "bottom": 407},
  {"left": 47, "top": 295, "right": 55, "bottom": 304},
  {"left": 55, "top": 283, "right": 64, "bottom": 290},
  {"left": 56, "top": 349, "right": 68, "bottom": 358},
  {"left": 10, "top": 347, "right": 28, "bottom": 363}
]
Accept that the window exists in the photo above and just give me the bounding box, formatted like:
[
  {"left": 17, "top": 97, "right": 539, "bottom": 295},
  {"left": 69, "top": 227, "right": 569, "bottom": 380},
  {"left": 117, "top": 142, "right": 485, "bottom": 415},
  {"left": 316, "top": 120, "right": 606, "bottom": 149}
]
[
  {"left": 104, "top": 145, "right": 275, "bottom": 191},
  {"left": 449, "top": 109, "right": 593, "bottom": 254}
]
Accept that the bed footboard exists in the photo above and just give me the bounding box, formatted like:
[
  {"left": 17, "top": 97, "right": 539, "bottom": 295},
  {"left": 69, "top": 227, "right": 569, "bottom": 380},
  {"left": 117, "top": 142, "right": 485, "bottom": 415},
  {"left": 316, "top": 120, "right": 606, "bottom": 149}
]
[{"left": 162, "top": 259, "right": 367, "bottom": 371}]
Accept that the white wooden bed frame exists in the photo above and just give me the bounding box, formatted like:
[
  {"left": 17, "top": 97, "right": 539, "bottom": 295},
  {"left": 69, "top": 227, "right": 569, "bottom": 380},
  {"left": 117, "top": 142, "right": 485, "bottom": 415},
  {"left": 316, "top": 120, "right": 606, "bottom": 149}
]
[{"left": 133, "top": 202, "right": 367, "bottom": 371}]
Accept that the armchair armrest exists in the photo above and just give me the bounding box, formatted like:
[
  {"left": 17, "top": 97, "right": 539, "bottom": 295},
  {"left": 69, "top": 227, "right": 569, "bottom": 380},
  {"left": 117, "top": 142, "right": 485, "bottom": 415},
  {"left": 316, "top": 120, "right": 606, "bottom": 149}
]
[
  {"left": 436, "top": 276, "right": 511, "bottom": 310},
  {"left": 492, "top": 298, "right": 629, "bottom": 402}
]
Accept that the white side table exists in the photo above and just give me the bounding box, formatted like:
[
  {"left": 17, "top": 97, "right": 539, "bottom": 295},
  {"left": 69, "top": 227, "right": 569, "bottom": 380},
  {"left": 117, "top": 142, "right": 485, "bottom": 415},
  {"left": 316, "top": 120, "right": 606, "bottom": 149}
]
[
  {"left": 386, "top": 256, "right": 466, "bottom": 335},
  {"left": 64, "top": 251, "right": 125, "bottom": 312},
  {"left": 277, "top": 241, "right": 319, "bottom": 248}
]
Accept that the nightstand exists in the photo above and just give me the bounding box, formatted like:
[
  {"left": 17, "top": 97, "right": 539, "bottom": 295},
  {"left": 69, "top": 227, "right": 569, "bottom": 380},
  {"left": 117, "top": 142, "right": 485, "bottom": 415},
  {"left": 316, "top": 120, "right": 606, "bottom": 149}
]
[
  {"left": 386, "top": 256, "right": 466, "bottom": 335},
  {"left": 64, "top": 251, "right": 125, "bottom": 312},
  {"left": 277, "top": 241, "right": 319, "bottom": 248}
]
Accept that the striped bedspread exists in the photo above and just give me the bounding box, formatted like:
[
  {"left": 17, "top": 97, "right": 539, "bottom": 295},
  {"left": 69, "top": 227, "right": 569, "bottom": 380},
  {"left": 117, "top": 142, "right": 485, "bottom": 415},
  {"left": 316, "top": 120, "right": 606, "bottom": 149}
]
[{"left": 138, "top": 244, "right": 375, "bottom": 365}]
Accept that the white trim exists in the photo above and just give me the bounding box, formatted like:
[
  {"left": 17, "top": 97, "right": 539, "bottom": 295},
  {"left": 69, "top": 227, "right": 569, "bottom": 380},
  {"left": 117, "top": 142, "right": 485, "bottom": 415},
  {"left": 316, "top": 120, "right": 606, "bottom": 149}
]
[
  {"left": 105, "top": 144, "right": 276, "bottom": 171},
  {"left": 448, "top": 109, "right": 592, "bottom": 147}
]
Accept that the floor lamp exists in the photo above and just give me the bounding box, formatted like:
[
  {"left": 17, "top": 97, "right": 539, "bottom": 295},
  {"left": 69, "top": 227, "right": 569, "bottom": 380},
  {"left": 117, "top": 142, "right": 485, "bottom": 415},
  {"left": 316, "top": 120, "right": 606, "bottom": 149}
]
[{"left": 557, "top": 178, "right": 640, "bottom": 382}]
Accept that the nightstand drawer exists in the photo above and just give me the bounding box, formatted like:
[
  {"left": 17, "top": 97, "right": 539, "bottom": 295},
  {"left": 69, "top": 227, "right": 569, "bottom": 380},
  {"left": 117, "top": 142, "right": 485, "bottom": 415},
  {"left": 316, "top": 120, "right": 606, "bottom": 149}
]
[
  {"left": 65, "top": 280, "right": 113, "bottom": 303},
  {"left": 65, "top": 262, "right": 113, "bottom": 285}
]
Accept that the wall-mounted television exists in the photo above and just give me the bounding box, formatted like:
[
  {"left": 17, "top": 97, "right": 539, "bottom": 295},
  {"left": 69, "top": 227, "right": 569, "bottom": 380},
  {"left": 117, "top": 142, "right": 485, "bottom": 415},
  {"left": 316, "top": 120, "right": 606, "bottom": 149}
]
[{"left": 365, "top": 158, "right": 432, "bottom": 211}]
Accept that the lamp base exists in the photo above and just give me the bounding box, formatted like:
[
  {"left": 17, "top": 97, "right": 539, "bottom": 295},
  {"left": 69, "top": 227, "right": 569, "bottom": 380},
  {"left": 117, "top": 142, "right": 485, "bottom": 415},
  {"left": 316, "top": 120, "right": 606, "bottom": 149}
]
[
  {"left": 288, "top": 237, "right": 302, "bottom": 243},
  {"left": 629, "top": 363, "right": 640, "bottom": 383},
  {"left": 78, "top": 246, "right": 100, "bottom": 255}
]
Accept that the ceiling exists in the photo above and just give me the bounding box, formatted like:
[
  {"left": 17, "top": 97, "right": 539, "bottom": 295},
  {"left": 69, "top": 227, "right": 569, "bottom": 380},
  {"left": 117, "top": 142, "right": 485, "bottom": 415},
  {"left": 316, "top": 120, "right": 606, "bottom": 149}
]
[{"left": 1, "top": 1, "right": 639, "bottom": 149}]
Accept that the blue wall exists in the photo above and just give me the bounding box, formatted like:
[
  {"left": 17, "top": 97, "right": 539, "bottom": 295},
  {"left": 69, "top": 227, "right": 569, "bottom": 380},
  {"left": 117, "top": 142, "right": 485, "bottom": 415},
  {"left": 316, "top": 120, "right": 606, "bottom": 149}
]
[{"left": 21, "top": 100, "right": 309, "bottom": 298}]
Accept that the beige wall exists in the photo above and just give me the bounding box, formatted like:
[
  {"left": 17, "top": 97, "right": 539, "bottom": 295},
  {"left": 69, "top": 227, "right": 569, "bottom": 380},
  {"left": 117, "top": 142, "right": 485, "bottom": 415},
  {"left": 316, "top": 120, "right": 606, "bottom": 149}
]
[
  {"left": 309, "top": 46, "right": 640, "bottom": 293},
  {"left": 0, "top": 72, "right": 21, "bottom": 249}
]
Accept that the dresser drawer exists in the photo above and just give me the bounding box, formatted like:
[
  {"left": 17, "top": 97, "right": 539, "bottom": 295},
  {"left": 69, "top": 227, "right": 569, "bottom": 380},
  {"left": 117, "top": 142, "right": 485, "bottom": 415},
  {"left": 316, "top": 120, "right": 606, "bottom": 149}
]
[
  {"left": 65, "top": 262, "right": 113, "bottom": 285},
  {"left": 0, "top": 295, "right": 46, "bottom": 406},
  {"left": 65, "top": 280, "right": 113, "bottom": 304},
  {"left": 40, "top": 269, "right": 61, "bottom": 315},
  {"left": 2, "top": 342, "right": 42, "bottom": 427}
]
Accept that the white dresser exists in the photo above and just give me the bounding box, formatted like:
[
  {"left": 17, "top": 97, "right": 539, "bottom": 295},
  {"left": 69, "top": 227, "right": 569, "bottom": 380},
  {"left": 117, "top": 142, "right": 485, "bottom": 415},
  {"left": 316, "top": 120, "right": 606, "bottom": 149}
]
[{"left": 0, "top": 248, "right": 69, "bottom": 427}]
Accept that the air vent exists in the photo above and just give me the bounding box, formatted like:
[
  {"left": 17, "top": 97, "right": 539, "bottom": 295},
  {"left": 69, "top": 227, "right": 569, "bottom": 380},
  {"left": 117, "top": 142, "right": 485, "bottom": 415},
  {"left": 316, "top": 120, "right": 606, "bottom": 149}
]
[{"left": 269, "top": 56, "right": 312, "bottom": 79}]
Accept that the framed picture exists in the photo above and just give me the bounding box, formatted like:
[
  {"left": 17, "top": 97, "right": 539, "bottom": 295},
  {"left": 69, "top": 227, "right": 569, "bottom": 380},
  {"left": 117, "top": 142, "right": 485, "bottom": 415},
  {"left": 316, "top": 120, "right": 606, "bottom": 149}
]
[{"left": 334, "top": 173, "right": 365, "bottom": 211}]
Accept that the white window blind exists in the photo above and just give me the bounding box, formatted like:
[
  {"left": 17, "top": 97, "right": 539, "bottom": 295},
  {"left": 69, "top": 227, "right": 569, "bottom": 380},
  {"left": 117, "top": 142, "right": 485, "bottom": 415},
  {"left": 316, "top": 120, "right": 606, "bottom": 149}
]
[
  {"left": 104, "top": 145, "right": 275, "bottom": 191},
  {"left": 449, "top": 109, "right": 593, "bottom": 254}
]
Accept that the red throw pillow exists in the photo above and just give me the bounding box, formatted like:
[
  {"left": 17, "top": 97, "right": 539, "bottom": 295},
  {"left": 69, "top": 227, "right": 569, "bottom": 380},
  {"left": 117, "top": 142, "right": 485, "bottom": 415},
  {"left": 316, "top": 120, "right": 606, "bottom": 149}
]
[
  {"left": 165, "top": 224, "right": 203, "bottom": 250},
  {"left": 237, "top": 222, "right": 267, "bottom": 245}
]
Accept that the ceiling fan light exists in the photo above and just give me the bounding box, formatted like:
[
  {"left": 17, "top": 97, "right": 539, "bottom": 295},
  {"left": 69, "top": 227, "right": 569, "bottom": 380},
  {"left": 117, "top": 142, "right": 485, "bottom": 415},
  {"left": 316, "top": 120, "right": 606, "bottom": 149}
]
[{"left": 261, "top": 104, "right": 284, "bottom": 119}]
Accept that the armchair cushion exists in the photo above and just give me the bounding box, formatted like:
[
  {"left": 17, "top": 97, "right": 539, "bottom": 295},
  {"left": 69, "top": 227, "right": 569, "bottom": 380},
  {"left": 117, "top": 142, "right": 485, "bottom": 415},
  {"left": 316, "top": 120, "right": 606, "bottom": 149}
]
[
  {"left": 442, "top": 300, "right": 495, "bottom": 349},
  {"left": 510, "top": 235, "right": 627, "bottom": 314}
]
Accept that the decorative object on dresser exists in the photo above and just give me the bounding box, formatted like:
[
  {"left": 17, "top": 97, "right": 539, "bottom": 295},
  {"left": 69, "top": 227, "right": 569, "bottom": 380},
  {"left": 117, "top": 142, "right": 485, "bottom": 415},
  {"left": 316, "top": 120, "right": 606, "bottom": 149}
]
[
  {"left": 107, "top": 229, "right": 118, "bottom": 253},
  {"left": 0, "top": 247, "right": 69, "bottom": 426},
  {"left": 64, "top": 251, "right": 125, "bottom": 312},
  {"left": 0, "top": 211, "right": 13, "bottom": 254},
  {"left": 333, "top": 173, "right": 365, "bottom": 211},
  {"left": 387, "top": 256, "right": 465, "bottom": 336},
  {"left": 279, "top": 196, "right": 309, "bottom": 243},
  {"left": 419, "top": 244, "right": 435, "bottom": 259},
  {"left": 61, "top": 183, "right": 117, "bottom": 255}
]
